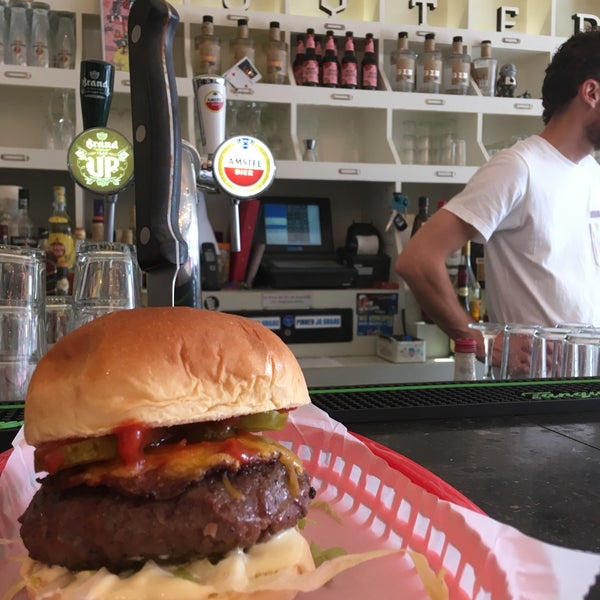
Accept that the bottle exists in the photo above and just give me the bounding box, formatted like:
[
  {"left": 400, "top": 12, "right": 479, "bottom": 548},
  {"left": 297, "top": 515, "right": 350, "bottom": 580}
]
[
  {"left": 410, "top": 195, "right": 430, "bottom": 237},
  {"left": 47, "top": 186, "right": 75, "bottom": 296},
  {"left": 0, "top": 201, "right": 17, "bottom": 242},
  {"left": 37, "top": 227, "right": 57, "bottom": 295},
  {"left": 472, "top": 40, "right": 498, "bottom": 97},
  {"left": 264, "top": 21, "right": 288, "bottom": 85},
  {"left": 193, "top": 15, "right": 221, "bottom": 76},
  {"left": 12, "top": 188, "right": 36, "bottom": 246},
  {"left": 0, "top": 224, "right": 8, "bottom": 244},
  {"left": 321, "top": 32, "right": 340, "bottom": 88},
  {"left": 391, "top": 32, "right": 416, "bottom": 92},
  {"left": 6, "top": 0, "right": 28, "bottom": 66},
  {"left": 444, "top": 35, "right": 471, "bottom": 95},
  {"left": 340, "top": 31, "right": 358, "bottom": 89},
  {"left": 74, "top": 226, "right": 86, "bottom": 251},
  {"left": 302, "top": 29, "right": 319, "bottom": 86},
  {"left": 91, "top": 198, "right": 105, "bottom": 241},
  {"left": 229, "top": 18, "right": 255, "bottom": 67},
  {"left": 460, "top": 240, "right": 481, "bottom": 320},
  {"left": 456, "top": 262, "right": 471, "bottom": 313},
  {"left": 292, "top": 34, "right": 306, "bottom": 85},
  {"left": 361, "top": 33, "right": 378, "bottom": 90},
  {"left": 0, "top": 0, "right": 6, "bottom": 66},
  {"left": 453, "top": 338, "right": 477, "bottom": 381},
  {"left": 438, "top": 200, "right": 461, "bottom": 285},
  {"left": 416, "top": 33, "right": 442, "bottom": 94},
  {"left": 314, "top": 34, "right": 323, "bottom": 84},
  {"left": 29, "top": 1, "right": 51, "bottom": 68}
]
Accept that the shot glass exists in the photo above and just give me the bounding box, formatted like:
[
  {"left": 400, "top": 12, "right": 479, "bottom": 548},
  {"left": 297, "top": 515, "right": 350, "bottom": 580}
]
[
  {"left": 0, "top": 246, "right": 46, "bottom": 403},
  {"left": 500, "top": 323, "right": 540, "bottom": 380},
  {"left": 70, "top": 242, "right": 142, "bottom": 331},
  {"left": 45, "top": 295, "right": 73, "bottom": 349}
]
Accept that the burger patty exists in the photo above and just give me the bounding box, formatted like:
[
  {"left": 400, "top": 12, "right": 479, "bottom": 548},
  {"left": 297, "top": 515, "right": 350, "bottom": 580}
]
[{"left": 19, "top": 459, "right": 312, "bottom": 573}]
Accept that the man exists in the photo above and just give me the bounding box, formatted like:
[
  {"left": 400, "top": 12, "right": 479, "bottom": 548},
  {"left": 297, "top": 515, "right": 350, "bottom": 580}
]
[{"left": 395, "top": 31, "right": 600, "bottom": 362}]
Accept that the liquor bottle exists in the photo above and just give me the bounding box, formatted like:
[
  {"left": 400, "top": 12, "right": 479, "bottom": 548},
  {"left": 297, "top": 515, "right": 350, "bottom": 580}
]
[
  {"left": 264, "top": 21, "right": 287, "bottom": 85},
  {"left": 340, "top": 31, "right": 358, "bottom": 89},
  {"left": 193, "top": 15, "right": 221, "bottom": 76},
  {"left": 460, "top": 240, "right": 481, "bottom": 320},
  {"left": 410, "top": 195, "right": 430, "bottom": 237},
  {"left": 37, "top": 227, "right": 57, "bottom": 295},
  {"left": 12, "top": 188, "right": 36, "bottom": 246},
  {"left": 416, "top": 33, "right": 442, "bottom": 94},
  {"left": 456, "top": 263, "right": 470, "bottom": 313},
  {"left": 361, "top": 33, "right": 378, "bottom": 90},
  {"left": 229, "top": 18, "right": 255, "bottom": 67},
  {"left": 321, "top": 32, "right": 340, "bottom": 88},
  {"left": 314, "top": 34, "right": 323, "bottom": 84},
  {"left": 47, "top": 186, "right": 75, "bottom": 296},
  {"left": 292, "top": 34, "right": 306, "bottom": 85},
  {"left": 391, "top": 32, "right": 416, "bottom": 92},
  {"left": 302, "top": 29, "right": 319, "bottom": 86},
  {"left": 444, "top": 35, "right": 471, "bottom": 95},
  {"left": 472, "top": 40, "right": 498, "bottom": 97},
  {"left": 438, "top": 200, "right": 461, "bottom": 285}
]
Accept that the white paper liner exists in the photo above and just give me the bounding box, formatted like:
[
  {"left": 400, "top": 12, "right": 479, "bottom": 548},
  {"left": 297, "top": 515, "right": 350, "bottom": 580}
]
[{"left": 1, "top": 403, "right": 600, "bottom": 599}]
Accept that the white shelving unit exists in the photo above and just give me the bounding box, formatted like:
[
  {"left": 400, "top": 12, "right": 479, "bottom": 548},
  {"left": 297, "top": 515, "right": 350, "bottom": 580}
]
[{"left": 0, "top": 0, "right": 587, "bottom": 249}]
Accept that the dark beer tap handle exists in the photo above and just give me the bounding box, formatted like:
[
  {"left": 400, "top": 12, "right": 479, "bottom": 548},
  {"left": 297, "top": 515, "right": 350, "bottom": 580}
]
[
  {"left": 128, "top": 0, "right": 185, "bottom": 271},
  {"left": 80, "top": 60, "right": 114, "bottom": 129}
]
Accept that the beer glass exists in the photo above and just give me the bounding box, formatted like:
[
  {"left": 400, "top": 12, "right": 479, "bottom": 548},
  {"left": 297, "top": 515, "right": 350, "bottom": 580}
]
[
  {"left": 500, "top": 323, "right": 539, "bottom": 380},
  {"left": 70, "top": 242, "right": 142, "bottom": 331},
  {"left": 529, "top": 326, "right": 568, "bottom": 379},
  {"left": 0, "top": 246, "right": 46, "bottom": 403}
]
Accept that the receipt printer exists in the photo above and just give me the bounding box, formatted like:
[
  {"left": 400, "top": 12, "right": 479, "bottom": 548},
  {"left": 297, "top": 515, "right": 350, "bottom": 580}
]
[{"left": 338, "top": 222, "right": 390, "bottom": 287}]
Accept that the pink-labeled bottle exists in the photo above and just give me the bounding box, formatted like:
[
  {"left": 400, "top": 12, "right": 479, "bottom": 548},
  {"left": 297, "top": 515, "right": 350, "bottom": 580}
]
[{"left": 340, "top": 31, "right": 358, "bottom": 89}]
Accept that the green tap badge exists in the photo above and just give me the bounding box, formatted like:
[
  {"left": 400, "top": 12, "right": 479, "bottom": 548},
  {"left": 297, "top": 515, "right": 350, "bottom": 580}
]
[{"left": 67, "top": 127, "right": 134, "bottom": 194}]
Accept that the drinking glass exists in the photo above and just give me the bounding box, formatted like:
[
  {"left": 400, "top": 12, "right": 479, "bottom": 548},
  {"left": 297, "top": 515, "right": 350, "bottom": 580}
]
[
  {"left": 6, "top": 0, "right": 28, "bottom": 66},
  {"left": 0, "top": 246, "right": 45, "bottom": 403},
  {"left": 29, "top": 1, "right": 50, "bottom": 68},
  {"left": 45, "top": 295, "right": 72, "bottom": 349},
  {"left": 500, "top": 323, "right": 540, "bottom": 380},
  {"left": 53, "top": 11, "right": 75, "bottom": 69},
  {"left": 563, "top": 330, "right": 600, "bottom": 378},
  {"left": 47, "top": 89, "right": 75, "bottom": 150},
  {"left": 70, "top": 242, "right": 142, "bottom": 331},
  {"left": 530, "top": 326, "right": 568, "bottom": 379},
  {"left": 468, "top": 321, "right": 503, "bottom": 380}
]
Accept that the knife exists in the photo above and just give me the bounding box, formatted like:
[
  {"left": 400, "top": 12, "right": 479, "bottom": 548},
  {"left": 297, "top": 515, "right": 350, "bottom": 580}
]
[{"left": 128, "top": 0, "right": 184, "bottom": 307}]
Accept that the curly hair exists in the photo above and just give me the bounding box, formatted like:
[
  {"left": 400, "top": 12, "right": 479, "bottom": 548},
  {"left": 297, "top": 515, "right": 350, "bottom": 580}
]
[{"left": 542, "top": 30, "right": 600, "bottom": 124}]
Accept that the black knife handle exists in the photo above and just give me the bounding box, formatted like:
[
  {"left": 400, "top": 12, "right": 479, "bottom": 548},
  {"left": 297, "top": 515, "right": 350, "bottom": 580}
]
[{"left": 128, "top": 0, "right": 186, "bottom": 270}]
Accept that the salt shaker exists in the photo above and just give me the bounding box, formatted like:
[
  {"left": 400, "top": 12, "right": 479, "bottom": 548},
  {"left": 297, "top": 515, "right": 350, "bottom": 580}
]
[{"left": 453, "top": 338, "right": 477, "bottom": 381}]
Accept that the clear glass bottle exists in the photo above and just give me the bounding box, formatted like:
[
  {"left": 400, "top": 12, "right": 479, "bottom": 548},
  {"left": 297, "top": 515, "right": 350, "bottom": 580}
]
[
  {"left": 461, "top": 240, "right": 481, "bottom": 320},
  {"left": 340, "top": 31, "right": 358, "bottom": 89},
  {"left": 193, "top": 15, "right": 221, "bottom": 76},
  {"left": 391, "top": 32, "right": 416, "bottom": 92},
  {"left": 0, "top": 0, "right": 7, "bottom": 66},
  {"left": 47, "top": 186, "right": 75, "bottom": 296},
  {"left": 265, "top": 21, "right": 287, "bottom": 85},
  {"left": 6, "top": 0, "right": 28, "bottom": 66},
  {"left": 444, "top": 35, "right": 471, "bottom": 95},
  {"left": 29, "top": 1, "right": 50, "bottom": 68},
  {"left": 416, "top": 33, "right": 442, "bottom": 94},
  {"left": 292, "top": 33, "right": 305, "bottom": 85},
  {"left": 229, "top": 18, "right": 254, "bottom": 67},
  {"left": 361, "top": 33, "right": 378, "bottom": 90},
  {"left": 472, "top": 40, "right": 498, "bottom": 97},
  {"left": 54, "top": 11, "right": 75, "bottom": 69},
  {"left": 12, "top": 187, "right": 36, "bottom": 246}
]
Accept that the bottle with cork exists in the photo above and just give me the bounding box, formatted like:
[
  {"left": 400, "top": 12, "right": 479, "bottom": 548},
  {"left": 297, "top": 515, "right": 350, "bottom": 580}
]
[
  {"left": 193, "top": 15, "right": 221, "bottom": 76},
  {"left": 472, "top": 40, "right": 498, "bottom": 96},
  {"left": 444, "top": 35, "right": 471, "bottom": 95},
  {"left": 416, "top": 33, "right": 442, "bottom": 93},
  {"left": 229, "top": 18, "right": 254, "bottom": 67},
  {"left": 264, "top": 21, "right": 287, "bottom": 85},
  {"left": 391, "top": 32, "right": 416, "bottom": 92}
]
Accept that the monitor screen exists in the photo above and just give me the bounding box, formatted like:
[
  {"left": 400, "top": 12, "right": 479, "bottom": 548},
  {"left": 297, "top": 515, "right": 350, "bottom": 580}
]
[{"left": 257, "top": 197, "right": 334, "bottom": 255}]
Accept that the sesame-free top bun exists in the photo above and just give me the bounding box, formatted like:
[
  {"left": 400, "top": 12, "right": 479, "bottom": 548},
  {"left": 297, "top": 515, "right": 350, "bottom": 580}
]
[{"left": 25, "top": 307, "right": 310, "bottom": 446}]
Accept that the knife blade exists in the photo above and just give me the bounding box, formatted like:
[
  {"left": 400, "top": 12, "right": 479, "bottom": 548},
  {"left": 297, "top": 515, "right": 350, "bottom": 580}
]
[{"left": 128, "top": 0, "right": 184, "bottom": 307}]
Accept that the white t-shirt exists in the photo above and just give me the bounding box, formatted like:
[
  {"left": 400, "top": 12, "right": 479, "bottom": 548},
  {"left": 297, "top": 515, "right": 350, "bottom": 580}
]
[{"left": 444, "top": 135, "right": 600, "bottom": 326}]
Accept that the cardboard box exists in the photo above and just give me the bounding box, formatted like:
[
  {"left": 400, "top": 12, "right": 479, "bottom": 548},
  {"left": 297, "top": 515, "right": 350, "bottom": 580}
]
[{"left": 376, "top": 335, "right": 426, "bottom": 363}]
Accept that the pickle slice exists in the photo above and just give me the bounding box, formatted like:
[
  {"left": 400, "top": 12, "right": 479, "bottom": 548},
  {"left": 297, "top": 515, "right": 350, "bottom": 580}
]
[
  {"left": 234, "top": 410, "right": 289, "bottom": 432},
  {"left": 35, "top": 435, "right": 119, "bottom": 473}
]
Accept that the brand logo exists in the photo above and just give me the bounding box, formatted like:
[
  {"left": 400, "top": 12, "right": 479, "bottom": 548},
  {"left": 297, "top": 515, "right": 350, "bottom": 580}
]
[
  {"left": 81, "top": 76, "right": 109, "bottom": 91},
  {"left": 204, "top": 89, "right": 224, "bottom": 112},
  {"left": 214, "top": 136, "right": 275, "bottom": 198}
]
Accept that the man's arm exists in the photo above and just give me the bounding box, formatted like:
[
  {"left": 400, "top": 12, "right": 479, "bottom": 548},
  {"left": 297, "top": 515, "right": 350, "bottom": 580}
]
[{"left": 395, "top": 209, "right": 485, "bottom": 357}]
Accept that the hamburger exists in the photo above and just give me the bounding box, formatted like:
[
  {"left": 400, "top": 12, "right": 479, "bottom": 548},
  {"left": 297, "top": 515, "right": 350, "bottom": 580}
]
[{"left": 18, "top": 307, "right": 318, "bottom": 599}]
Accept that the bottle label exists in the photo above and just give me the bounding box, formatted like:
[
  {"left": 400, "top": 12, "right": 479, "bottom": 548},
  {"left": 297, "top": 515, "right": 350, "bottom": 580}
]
[
  {"left": 293, "top": 64, "right": 304, "bottom": 85},
  {"left": 362, "top": 64, "right": 378, "bottom": 88},
  {"left": 303, "top": 58, "right": 319, "bottom": 85},
  {"left": 322, "top": 62, "right": 339, "bottom": 86},
  {"left": 48, "top": 233, "right": 75, "bottom": 268},
  {"left": 341, "top": 62, "right": 358, "bottom": 87}
]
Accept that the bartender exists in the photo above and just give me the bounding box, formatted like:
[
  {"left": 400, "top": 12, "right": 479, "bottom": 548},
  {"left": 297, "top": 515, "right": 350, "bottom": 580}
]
[{"left": 395, "top": 30, "right": 600, "bottom": 363}]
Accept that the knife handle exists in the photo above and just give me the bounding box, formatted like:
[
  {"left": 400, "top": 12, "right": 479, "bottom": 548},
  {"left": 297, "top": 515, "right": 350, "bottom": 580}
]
[{"left": 128, "top": 0, "right": 185, "bottom": 271}]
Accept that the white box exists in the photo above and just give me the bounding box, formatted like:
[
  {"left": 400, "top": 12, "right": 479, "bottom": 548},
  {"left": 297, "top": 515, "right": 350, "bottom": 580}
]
[{"left": 375, "top": 335, "right": 426, "bottom": 363}]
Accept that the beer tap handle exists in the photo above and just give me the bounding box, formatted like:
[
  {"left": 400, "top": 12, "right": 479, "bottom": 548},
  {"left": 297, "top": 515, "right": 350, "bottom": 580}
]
[{"left": 80, "top": 60, "right": 114, "bottom": 130}]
